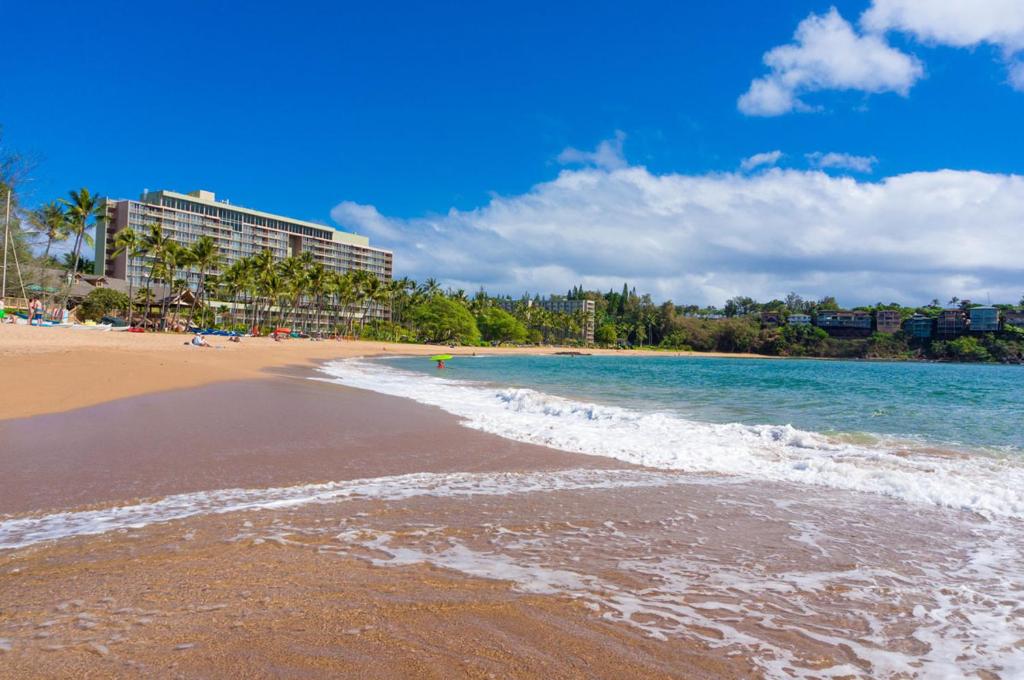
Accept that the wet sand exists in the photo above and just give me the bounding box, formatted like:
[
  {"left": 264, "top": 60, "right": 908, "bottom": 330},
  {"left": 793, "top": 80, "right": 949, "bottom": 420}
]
[
  {"left": 0, "top": 375, "right": 623, "bottom": 515},
  {"left": 0, "top": 509, "right": 749, "bottom": 679}
]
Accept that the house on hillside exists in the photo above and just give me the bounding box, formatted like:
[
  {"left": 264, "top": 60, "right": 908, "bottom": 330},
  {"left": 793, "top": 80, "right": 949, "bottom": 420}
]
[
  {"left": 969, "top": 306, "right": 999, "bottom": 332},
  {"left": 903, "top": 314, "right": 935, "bottom": 339},
  {"left": 815, "top": 310, "right": 872, "bottom": 337},
  {"left": 875, "top": 310, "right": 902, "bottom": 334},
  {"left": 936, "top": 309, "right": 967, "bottom": 337},
  {"left": 787, "top": 313, "right": 811, "bottom": 326},
  {"left": 1004, "top": 310, "right": 1024, "bottom": 328}
]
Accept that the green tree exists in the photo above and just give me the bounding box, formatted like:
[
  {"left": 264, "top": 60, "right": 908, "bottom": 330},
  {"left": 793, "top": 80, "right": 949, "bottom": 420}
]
[
  {"left": 408, "top": 295, "right": 481, "bottom": 344},
  {"left": 477, "top": 306, "right": 528, "bottom": 344},
  {"left": 595, "top": 322, "right": 618, "bottom": 346}
]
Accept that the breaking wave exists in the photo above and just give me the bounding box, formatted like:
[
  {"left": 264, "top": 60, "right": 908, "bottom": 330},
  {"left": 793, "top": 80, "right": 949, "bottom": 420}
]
[{"left": 317, "top": 359, "right": 1024, "bottom": 519}]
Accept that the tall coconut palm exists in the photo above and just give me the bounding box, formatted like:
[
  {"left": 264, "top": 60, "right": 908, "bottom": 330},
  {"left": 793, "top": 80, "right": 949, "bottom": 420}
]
[
  {"left": 141, "top": 223, "right": 171, "bottom": 328},
  {"left": 27, "top": 201, "right": 69, "bottom": 263},
  {"left": 304, "top": 261, "right": 328, "bottom": 333},
  {"left": 111, "top": 227, "right": 144, "bottom": 326},
  {"left": 419, "top": 277, "right": 441, "bottom": 297},
  {"left": 334, "top": 272, "right": 360, "bottom": 336},
  {"left": 277, "top": 254, "right": 308, "bottom": 332},
  {"left": 186, "top": 235, "right": 222, "bottom": 330},
  {"left": 216, "top": 260, "right": 247, "bottom": 328},
  {"left": 160, "top": 242, "right": 191, "bottom": 330},
  {"left": 58, "top": 188, "right": 100, "bottom": 304},
  {"left": 248, "top": 250, "right": 278, "bottom": 331}
]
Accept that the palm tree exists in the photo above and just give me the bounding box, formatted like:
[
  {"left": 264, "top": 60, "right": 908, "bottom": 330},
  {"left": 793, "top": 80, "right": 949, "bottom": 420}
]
[
  {"left": 277, "top": 254, "right": 309, "bottom": 332},
  {"left": 58, "top": 187, "right": 100, "bottom": 304},
  {"left": 304, "top": 261, "right": 328, "bottom": 333},
  {"left": 111, "top": 227, "right": 144, "bottom": 326},
  {"left": 352, "top": 271, "right": 382, "bottom": 336},
  {"left": 334, "top": 272, "right": 360, "bottom": 336},
  {"left": 141, "top": 223, "right": 171, "bottom": 329},
  {"left": 248, "top": 250, "right": 279, "bottom": 331},
  {"left": 149, "top": 239, "right": 191, "bottom": 330},
  {"left": 216, "top": 260, "right": 247, "bottom": 328},
  {"left": 419, "top": 277, "right": 441, "bottom": 297},
  {"left": 27, "top": 201, "right": 69, "bottom": 263},
  {"left": 186, "top": 235, "right": 222, "bottom": 329}
]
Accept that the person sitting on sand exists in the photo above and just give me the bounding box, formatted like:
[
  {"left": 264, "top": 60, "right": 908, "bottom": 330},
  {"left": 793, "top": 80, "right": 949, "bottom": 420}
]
[
  {"left": 189, "top": 334, "right": 212, "bottom": 348},
  {"left": 228, "top": 335, "right": 241, "bottom": 343}
]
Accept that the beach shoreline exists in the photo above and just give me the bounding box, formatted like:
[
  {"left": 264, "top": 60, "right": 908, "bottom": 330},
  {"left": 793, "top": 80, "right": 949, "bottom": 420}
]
[{"left": 0, "top": 325, "right": 772, "bottom": 420}]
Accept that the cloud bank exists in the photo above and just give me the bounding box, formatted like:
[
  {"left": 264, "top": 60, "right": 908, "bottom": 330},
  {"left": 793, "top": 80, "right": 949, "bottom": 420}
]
[
  {"left": 741, "top": 1, "right": 1024, "bottom": 115},
  {"left": 332, "top": 140, "right": 1023, "bottom": 307}
]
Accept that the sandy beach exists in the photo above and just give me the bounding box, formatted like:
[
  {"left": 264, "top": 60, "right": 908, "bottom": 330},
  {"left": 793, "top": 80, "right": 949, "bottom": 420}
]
[
  {"left": 0, "top": 327, "right": 769, "bottom": 678},
  {"left": 2, "top": 327, "right": 1020, "bottom": 679}
]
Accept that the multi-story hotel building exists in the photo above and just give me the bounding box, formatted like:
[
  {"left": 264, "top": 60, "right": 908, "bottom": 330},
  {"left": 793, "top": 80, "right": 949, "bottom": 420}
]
[
  {"left": 495, "top": 296, "right": 596, "bottom": 343},
  {"left": 97, "top": 189, "right": 393, "bottom": 322}
]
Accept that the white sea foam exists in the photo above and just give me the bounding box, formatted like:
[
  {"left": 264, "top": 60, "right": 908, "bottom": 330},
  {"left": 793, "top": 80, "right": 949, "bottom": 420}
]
[
  {"left": 0, "top": 468, "right": 692, "bottom": 550},
  {"left": 317, "top": 359, "right": 1024, "bottom": 519}
]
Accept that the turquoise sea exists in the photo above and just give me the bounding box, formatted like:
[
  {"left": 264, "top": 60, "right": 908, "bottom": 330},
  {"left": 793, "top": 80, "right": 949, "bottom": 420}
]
[{"left": 384, "top": 355, "right": 1024, "bottom": 455}]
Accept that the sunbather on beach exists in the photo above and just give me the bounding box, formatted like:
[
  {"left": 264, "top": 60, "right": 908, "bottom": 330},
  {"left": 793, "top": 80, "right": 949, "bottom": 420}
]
[{"left": 189, "top": 334, "right": 212, "bottom": 348}]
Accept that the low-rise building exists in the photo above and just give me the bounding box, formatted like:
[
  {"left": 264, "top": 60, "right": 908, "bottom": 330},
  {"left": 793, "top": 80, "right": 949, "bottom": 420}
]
[
  {"left": 875, "top": 309, "right": 902, "bottom": 334},
  {"left": 787, "top": 313, "right": 811, "bottom": 326},
  {"left": 760, "top": 311, "right": 783, "bottom": 327},
  {"left": 815, "top": 310, "right": 872, "bottom": 337},
  {"left": 903, "top": 314, "right": 935, "bottom": 339},
  {"left": 1004, "top": 310, "right": 1024, "bottom": 328},
  {"left": 969, "top": 306, "right": 1000, "bottom": 332},
  {"left": 936, "top": 309, "right": 967, "bottom": 337}
]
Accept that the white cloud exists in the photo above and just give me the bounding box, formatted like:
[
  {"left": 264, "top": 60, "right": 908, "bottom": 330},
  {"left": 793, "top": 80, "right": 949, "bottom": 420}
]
[
  {"left": 556, "top": 130, "right": 627, "bottom": 170},
  {"left": 333, "top": 154, "right": 1024, "bottom": 307},
  {"left": 740, "top": 150, "right": 784, "bottom": 171},
  {"left": 862, "top": 0, "right": 1024, "bottom": 50},
  {"left": 863, "top": 0, "right": 1024, "bottom": 90},
  {"left": 807, "top": 151, "right": 878, "bottom": 173},
  {"left": 738, "top": 8, "right": 923, "bottom": 116}
]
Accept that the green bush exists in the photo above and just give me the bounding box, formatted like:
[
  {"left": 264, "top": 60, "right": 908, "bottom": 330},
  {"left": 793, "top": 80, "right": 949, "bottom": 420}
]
[
  {"left": 79, "top": 288, "right": 130, "bottom": 321},
  {"left": 945, "top": 336, "right": 992, "bottom": 362}
]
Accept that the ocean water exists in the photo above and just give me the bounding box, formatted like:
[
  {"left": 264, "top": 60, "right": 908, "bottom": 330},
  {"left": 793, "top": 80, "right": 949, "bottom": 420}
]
[
  {"left": 386, "top": 354, "right": 1024, "bottom": 454},
  {"left": 321, "top": 354, "right": 1024, "bottom": 519}
]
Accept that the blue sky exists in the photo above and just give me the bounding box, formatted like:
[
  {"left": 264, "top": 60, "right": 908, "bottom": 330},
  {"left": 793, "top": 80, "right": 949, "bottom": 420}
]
[{"left": 4, "top": 1, "right": 1024, "bottom": 305}]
